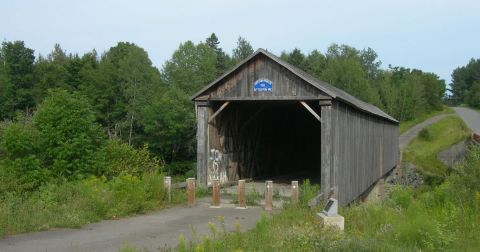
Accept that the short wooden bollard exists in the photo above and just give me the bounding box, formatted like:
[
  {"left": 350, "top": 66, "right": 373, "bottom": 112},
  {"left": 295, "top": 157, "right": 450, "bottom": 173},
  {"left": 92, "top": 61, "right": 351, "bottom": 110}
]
[
  {"left": 265, "top": 180, "right": 273, "bottom": 211},
  {"left": 164, "top": 176, "right": 171, "bottom": 202},
  {"left": 186, "top": 178, "right": 195, "bottom": 207},
  {"left": 211, "top": 179, "right": 221, "bottom": 208},
  {"left": 237, "top": 179, "right": 246, "bottom": 209},
  {"left": 291, "top": 181, "right": 299, "bottom": 204}
]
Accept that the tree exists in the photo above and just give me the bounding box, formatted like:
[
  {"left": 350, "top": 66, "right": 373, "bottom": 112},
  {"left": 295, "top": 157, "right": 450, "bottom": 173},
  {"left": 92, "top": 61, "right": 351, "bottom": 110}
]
[
  {"left": 466, "top": 81, "right": 480, "bottom": 108},
  {"left": 141, "top": 87, "right": 195, "bottom": 162},
  {"left": 281, "top": 48, "right": 308, "bottom": 71},
  {"left": 206, "top": 33, "right": 231, "bottom": 76},
  {"left": 33, "top": 89, "right": 105, "bottom": 178},
  {"left": 232, "top": 36, "right": 254, "bottom": 63},
  {"left": 162, "top": 40, "right": 216, "bottom": 94},
  {"left": 0, "top": 41, "right": 35, "bottom": 119},
  {"left": 116, "top": 43, "right": 161, "bottom": 145},
  {"left": 451, "top": 58, "right": 480, "bottom": 105}
]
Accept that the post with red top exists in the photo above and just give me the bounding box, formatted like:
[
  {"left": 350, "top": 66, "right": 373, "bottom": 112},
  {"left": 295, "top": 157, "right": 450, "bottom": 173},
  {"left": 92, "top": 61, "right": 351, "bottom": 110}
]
[
  {"left": 187, "top": 178, "right": 195, "bottom": 207},
  {"left": 237, "top": 179, "right": 246, "bottom": 209},
  {"left": 211, "top": 179, "right": 221, "bottom": 208},
  {"left": 265, "top": 180, "right": 273, "bottom": 211}
]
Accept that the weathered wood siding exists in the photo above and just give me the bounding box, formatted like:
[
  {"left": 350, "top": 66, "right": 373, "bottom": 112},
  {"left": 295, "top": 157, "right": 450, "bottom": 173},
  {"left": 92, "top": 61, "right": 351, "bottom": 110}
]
[
  {"left": 204, "top": 54, "right": 326, "bottom": 100},
  {"left": 331, "top": 101, "right": 399, "bottom": 205},
  {"left": 195, "top": 103, "right": 209, "bottom": 185}
]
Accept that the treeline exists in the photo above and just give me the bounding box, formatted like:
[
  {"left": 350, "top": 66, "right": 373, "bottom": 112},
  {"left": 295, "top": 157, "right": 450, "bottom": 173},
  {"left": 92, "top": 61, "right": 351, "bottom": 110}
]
[
  {"left": 280, "top": 45, "right": 446, "bottom": 121},
  {"left": 450, "top": 58, "right": 480, "bottom": 107},
  {"left": 0, "top": 34, "right": 253, "bottom": 167},
  {"left": 0, "top": 34, "right": 446, "bottom": 173}
]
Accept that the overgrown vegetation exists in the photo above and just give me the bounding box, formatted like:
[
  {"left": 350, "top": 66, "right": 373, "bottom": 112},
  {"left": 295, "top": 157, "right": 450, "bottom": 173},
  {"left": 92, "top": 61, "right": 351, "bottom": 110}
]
[
  {"left": 0, "top": 172, "right": 189, "bottom": 236},
  {"left": 170, "top": 146, "right": 480, "bottom": 251},
  {"left": 403, "top": 116, "right": 470, "bottom": 184},
  {"left": 399, "top": 106, "right": 453, "bottom": 134}
]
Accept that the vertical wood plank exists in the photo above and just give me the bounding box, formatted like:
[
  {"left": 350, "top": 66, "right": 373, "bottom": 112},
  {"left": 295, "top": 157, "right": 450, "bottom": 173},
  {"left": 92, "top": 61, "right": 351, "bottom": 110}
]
[
  {"left": 196, "top": 104, "right": 209, "bottom": 186},
  {"left": 321, "top": 104, "right": 332, "bottom": 201}
]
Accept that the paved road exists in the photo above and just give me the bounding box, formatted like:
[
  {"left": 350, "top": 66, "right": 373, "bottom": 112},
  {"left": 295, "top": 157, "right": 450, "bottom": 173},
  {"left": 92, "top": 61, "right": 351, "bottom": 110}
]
[
  {"left": 452, "top": 107, "right": 480, "bottom": 134},
  {"left": 0, "top": 198, "right": 271, "bottom": 252},
  {"left": 399, "top": 114, "right": 452, "bottom": 150}
]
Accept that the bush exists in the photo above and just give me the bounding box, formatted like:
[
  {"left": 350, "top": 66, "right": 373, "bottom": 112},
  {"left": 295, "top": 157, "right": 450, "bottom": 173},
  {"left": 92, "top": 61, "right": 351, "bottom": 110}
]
[
  {"left": 164, "top": 161, "right": 195, "bottom": 175},
  {"left": 0, "top": 118, "right": 49, "bottom": 191},
  {"left": 33, "top": 89, "right": 105, "bottom": 177},
  {"left": 94, "top": 139, "right": 161, "bottom": 178},
  {"left": 418, "top": 128, "right": 432, "bottom": 141},
  {"left": 0, "top": 172, "right": 169, "bottom": 236}
]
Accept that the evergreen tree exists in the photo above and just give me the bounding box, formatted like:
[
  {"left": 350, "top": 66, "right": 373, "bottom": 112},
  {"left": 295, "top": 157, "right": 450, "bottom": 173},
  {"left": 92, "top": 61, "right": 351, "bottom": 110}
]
[
  {"left": 232, "top": 36, "right": 254, "bottom": 63},
  {"left": 206, "top": 33, "right": 231, "bottom": 76},
  {"left": 0, "top": 41, "right": 36, "bottom": 118}
]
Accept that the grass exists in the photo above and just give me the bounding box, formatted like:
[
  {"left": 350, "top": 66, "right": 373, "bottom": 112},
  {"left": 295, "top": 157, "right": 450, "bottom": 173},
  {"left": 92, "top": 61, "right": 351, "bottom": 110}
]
[
  {"left": 164, "top": 146, "right": 480, "bottom": 251},
  {"left": 0, "top": 172, "right": 190, "bottom": 237},
  {"left": 399, "top": 106, "right": 453, "bottom": 134},
  {"left": 402, "top": 116, "right": 470, "bottom": 184},
  {"left": 159, "top": 117, "right": 480, "bottom": 252}
]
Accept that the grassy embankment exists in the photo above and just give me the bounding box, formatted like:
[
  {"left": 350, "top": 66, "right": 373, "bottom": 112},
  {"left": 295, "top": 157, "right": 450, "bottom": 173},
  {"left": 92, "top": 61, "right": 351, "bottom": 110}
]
[
  {"left": 399, "top": 106, "right": 453, "bottom": 134},
  {"left": 163, "top": 115, "right": 479, "bottom": 251},
  {"left": 0, "top": 173, "right": 211, "bottom": 237},
  {"left": 402, "top": 116, "right": 470, "bottom": 184}
]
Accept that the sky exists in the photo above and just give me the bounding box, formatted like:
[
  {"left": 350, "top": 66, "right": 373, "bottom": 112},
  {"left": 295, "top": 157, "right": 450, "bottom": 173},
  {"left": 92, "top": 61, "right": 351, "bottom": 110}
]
[{"left": 1, "top": 0, "right": 479, "bottom": 85}]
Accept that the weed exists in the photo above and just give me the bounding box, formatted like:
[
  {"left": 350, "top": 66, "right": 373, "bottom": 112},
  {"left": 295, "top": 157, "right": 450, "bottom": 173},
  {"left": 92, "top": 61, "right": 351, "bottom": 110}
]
[{"left": 246, "top": 186, "right": 262, "bottom": 206}]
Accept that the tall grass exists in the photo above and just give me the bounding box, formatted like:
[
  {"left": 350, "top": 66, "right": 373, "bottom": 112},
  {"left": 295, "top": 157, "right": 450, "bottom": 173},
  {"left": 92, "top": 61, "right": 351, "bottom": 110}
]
[
  {"left": 399, "top": 106, "right": 453, "bottom": 134},
  {"left": 168, "top": 147, "right": 480, "bottom": 251},
  {"left": 402, "top": 115, "right": 470, "bottom": 184},
  {"left": 0, "top": 172, "right": 184, "bottom": 236},
  {"left": 167, "top": 136, "right": 480, "bottom": 251}
]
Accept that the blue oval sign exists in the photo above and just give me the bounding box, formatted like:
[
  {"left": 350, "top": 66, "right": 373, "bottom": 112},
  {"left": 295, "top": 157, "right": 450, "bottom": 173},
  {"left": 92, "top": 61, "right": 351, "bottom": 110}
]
[{"left": 253, "top": 79, "right": 273, "bottom": 92}]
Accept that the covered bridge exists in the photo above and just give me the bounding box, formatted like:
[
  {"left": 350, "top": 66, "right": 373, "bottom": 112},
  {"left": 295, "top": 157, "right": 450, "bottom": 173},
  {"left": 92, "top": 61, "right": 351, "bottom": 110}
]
[{"left": 191, "top": 49, "right": 399, "bottom": 205}]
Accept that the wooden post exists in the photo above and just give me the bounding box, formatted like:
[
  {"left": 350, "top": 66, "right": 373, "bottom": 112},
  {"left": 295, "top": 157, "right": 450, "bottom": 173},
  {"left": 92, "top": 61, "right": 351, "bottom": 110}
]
[
  {"left": 196, "top": 102, "right": 209, "bottom": 186},
  {"left": 320, "top": 103, "right": 332, "bottom": 203},
  {"left": 211, "top": 179, "right": 220, "bottom": 208},
  {"left": 164, "top": 176, "right": 171, "bottom": 202},
  {"left": 237, "top": 179, "right": 246, "bottom": 209},
  {"left": 265, "top": 180, "right": 273, "bottom": 211},
  {"left": 187, "top": 178, "right": 195, "bottom": 207},
  {"left": 291, "top": 181, "right": 299, "bottom": 204}
]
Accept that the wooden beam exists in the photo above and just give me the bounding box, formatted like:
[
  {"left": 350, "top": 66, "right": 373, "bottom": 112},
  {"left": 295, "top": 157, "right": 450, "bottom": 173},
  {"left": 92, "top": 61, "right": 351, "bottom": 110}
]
[
  {"left": 321, "top": 105, "right": 332, "bottom": 202},
  {"left": 196, "top": 105, "right": 209, "bottom": 186},
  {"left": 205, "top": 95, "right": 329, "bottom": 101},
  {"left": 300, "top": 101, "right": 321, "bottom": 122},
  {"left": 208, "top": 101, "right": 230, "bottom": 124},
  {"left": 239, "top": 106, "right": 266, "bottom": 132}
]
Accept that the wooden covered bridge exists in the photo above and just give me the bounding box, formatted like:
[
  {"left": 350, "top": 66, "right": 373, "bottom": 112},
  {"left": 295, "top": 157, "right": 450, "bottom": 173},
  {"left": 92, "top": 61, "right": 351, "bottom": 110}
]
[{"left": 191, "top": 49, "right": 399, "bottom": 205}]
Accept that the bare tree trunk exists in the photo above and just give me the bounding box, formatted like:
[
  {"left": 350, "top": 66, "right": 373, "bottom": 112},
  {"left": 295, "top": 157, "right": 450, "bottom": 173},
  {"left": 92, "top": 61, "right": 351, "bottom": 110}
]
[{"left": 128, "top": 113, "right": 134, "bottom": 145}]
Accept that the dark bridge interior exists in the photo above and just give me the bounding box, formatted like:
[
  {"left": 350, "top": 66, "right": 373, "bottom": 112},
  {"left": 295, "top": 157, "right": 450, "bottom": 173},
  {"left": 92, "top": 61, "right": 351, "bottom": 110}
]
[{"left": 215, "top": 101, "right": 321, "bottom": 183}]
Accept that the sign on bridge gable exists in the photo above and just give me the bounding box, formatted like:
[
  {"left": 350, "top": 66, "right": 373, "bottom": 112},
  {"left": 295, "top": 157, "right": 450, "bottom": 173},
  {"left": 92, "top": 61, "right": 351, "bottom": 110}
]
[{"left": 253, "top": 79, "right": 273, "bottom": 92}]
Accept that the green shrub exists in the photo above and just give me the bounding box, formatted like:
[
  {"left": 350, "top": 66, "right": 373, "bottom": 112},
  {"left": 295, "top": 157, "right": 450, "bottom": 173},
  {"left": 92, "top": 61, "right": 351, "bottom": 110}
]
[
  {"left": 0, "top": 172, "right": 169, "bottom": 236},
  {"left": 299, "top": 179, "right": 320, "bottom": 206},
  {"left": 94, "top": 139, "right": 161, "bottom": 178},
  {"left": 418, "top": 128, "right": 432, "bottom": 141},
  {"left": 165, "top": 161, "right": 195, "bottom": 175},
  {"left": 0, "top": 119, "right": 48, "bottom": 191},
  {"left": 33, "top": 89, "right": 105, "bottom": 178}
]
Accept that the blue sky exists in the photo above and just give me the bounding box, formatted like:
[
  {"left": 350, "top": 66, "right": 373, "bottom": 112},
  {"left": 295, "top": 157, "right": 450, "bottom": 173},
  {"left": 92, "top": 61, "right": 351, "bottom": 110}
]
[{"left": 1, "top": 0, "right": 479, "bottom": 84}]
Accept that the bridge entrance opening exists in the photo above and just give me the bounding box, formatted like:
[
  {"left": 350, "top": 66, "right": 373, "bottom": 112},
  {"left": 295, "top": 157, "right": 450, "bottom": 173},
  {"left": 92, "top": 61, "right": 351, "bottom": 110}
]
[{"left": 210, "top": 101, "right": 321, "bottom": 184}]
